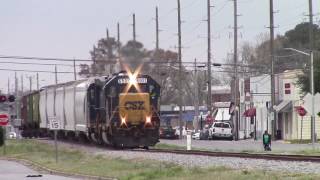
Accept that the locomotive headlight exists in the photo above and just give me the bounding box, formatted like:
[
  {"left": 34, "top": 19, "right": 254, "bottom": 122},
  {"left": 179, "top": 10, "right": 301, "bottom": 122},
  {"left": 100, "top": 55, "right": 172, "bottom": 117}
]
[
  {"left": 120, "top": 116, "right": 127, "bottom": 126},
  {"left": 123, "top": 64, "right": 143, "bottom": 93},
  {"left": 129, "top": 75, "right": 137, "bottom": 86},
  {"left": 145, "top": 116, "right": 152, "bottom": 125}
]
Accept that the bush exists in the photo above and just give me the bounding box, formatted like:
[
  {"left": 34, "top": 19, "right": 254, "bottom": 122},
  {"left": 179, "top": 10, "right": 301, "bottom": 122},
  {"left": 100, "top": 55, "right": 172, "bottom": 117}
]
[{"left": 0, "top": 127, "right": 4, "bottom": 146}]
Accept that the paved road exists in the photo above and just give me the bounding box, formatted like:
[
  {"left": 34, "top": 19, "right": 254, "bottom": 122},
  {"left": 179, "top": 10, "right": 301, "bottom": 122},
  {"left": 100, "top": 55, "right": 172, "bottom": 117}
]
[
  {"left": 0, "top": 160, "right": 77, "bottom": 180},
  {"left": 160, "top": 139, "right": 320, "bottom": 152}
]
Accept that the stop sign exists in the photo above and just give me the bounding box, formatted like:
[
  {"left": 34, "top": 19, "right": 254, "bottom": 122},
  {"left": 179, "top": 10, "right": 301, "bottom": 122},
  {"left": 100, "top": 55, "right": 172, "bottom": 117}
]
[
  {"left": 0, "top": 114, "right": 9, "bottom": 126},
  {"left": 295, "top": 106, "right": 307, "bottom": 117}
]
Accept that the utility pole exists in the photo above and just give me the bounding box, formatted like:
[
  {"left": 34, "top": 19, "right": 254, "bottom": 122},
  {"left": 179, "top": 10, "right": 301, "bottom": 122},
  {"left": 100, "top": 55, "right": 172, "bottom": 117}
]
[
  {"left": 177, "top": 0, "right": 183, "bottom": 138},
  {"left": 117, "top": 22, "right": 123, "bottom": 70},
  {"left": 117, "top": 22, "right": 121, "bottom": 54},
  {"left": 29, "top": 76, "right": 32, "bottom": 92},
  {"left": 36, "top": 73, "right": 39, "bottom": 90},
  {"left": 55, "top": 65, "right": 58, "bottom": 84},
  {"left": 7, "top": 78, "right": 10, "bottom": 94},
  {"left": 133, "top": 13, "right": 136, "bottom": 42},
  {"left": 269, "top": 0, "right": 276, "bottom": 139},
  {"left": 308, "top": 0, "right": 315, "bottom": 144},
  {"left": 15, "top": 72, "right": 20, "bottom": 120},
  {"left": 106, "top": 28, "right": 109, "bottom": 39},
  {"left": 73, "top": 58, "right": 77, "bottom": 80},
  {"left": 194, "top": 58, "right": 199, "bottom": 131},
  {"left": 207, "top": 0, "right": 212, "bottom": 113},
  {"left": 233, "top": 0, "right": 239, "bottom": 141},
  {"left": 156, "top": 6, "right": 159, "bottom": 50},
  {"left": 21, "top": 75, "right": 23, "bottom": 94},
  {"left": 54, "top": 65, "right": 58, "bottom": 163}
]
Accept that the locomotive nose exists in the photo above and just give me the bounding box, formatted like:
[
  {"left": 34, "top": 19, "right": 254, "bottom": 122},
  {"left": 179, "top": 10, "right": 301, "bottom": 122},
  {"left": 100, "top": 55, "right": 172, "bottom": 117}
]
[{"left": 119, "top": 93, "right": 150, "bottom": 125}]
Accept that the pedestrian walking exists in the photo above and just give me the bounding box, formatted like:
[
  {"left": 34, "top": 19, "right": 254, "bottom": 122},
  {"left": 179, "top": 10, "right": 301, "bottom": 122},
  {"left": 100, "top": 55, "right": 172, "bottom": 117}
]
[{"left": 263, "top": 130, "right": 271, "bottom": 151}]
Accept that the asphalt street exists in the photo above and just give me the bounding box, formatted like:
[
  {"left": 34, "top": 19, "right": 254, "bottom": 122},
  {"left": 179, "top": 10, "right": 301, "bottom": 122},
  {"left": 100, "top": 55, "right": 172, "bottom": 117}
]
[{"left": 0, "top": 160, "right": 77, "bottom": 180}]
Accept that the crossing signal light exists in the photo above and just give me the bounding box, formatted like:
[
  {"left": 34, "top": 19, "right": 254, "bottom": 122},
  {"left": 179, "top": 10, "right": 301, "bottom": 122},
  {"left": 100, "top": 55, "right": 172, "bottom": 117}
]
[
  {"left": 8, "top": 95, "right": 15, "bottom": 102},
  {"left": 0, "top": 96, "right": 7, "bottom": 103}
]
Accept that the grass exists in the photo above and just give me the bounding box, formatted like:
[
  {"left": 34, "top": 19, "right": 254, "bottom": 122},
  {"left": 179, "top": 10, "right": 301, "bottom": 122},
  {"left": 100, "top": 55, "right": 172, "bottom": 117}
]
[
  {"left": 0, "top": 139, "right": 319, "bottom": 180},
  {"left": 286, "top": 139, "right": 320, "bottom": 144},
  {"left": 153, "top": 143, "right": 186, "bottom": 150}
]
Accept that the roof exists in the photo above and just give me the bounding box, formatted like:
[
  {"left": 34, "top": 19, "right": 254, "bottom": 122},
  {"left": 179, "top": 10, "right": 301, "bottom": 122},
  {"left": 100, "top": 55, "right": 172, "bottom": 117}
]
[
  {"left": 211, "top": 85, "right": 231, "bottom": 94},
  {"left": 274, "top": 100, "right": 292, "bottom": 113}
]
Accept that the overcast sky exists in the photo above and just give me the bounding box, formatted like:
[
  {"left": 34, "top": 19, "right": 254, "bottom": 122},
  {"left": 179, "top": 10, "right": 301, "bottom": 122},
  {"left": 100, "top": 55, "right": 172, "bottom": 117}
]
[{"left": 0, "top": 0, "right": 319, "bottom": 93}]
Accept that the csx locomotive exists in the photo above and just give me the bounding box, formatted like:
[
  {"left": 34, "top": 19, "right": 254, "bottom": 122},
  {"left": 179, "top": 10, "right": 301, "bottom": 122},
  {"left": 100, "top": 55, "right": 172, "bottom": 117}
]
[{"left": 20, "top": 71, "right": 161, "bottom": 148}]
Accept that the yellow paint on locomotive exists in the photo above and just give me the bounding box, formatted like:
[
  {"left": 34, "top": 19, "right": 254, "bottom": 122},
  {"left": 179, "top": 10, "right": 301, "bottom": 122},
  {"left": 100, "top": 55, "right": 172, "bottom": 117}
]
[{"left": 119, "top": 93, "right": 150, "bottom": 125}]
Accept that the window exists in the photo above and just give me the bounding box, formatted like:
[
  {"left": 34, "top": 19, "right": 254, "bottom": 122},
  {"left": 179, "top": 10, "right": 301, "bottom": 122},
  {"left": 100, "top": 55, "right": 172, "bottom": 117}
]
[
  {"left": 223, "top": 123, "right": 231, "bottom": 128},
  {"left": 285, "top": 83, "right": 290, "bottom": 88},
  {"left": 285, "top": 90, "right": 291, "bottom": 94},
  {"left": 214, "top": 123, "right": 223, "bottom": 128}
]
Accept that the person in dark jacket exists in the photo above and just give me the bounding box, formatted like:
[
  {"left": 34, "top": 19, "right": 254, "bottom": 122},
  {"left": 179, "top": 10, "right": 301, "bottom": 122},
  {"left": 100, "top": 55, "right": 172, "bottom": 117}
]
[{"left": 263, "top": 130, "right": 271, "bottom": 151}]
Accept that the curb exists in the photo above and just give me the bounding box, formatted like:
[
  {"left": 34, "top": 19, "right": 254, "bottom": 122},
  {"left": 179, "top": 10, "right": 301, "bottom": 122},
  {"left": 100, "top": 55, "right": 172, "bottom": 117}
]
[{"left": 0, "top": 157, "right": 116, "bottom": 180}]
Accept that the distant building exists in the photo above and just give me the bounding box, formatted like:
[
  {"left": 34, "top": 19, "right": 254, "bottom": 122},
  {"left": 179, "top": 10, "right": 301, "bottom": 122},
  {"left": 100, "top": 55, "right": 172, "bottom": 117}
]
[
  {"left": 211, "top": 85, "right": 232, "bottom": 103},
  {"left": 239, "top": 69, "right": 320, "bottom": 140}
]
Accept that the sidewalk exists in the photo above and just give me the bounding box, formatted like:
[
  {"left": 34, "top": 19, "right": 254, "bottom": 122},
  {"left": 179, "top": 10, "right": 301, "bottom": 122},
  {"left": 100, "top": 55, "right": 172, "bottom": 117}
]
[{"left": 0, "top": 160, "right": 77, "bottom": 180}]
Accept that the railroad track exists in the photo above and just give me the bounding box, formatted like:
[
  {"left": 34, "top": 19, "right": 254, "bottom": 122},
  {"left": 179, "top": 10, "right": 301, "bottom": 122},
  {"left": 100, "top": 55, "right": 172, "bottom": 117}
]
[{"left": 136, "top": 149, "right": 320, "bottom": 163}]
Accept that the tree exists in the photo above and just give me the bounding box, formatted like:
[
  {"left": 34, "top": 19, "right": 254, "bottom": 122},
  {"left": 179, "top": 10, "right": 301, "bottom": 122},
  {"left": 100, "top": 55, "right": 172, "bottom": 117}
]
[
  {"left": 79, "top": 36, "right": 200, "bottom": 105},
  {"left": 120, "top": 40, "right": 148, "bottom": 70},
  {"left": 79, "top": 36, "right": 118, "bottom": 77},
  {"left": 239, "top": 23, "right": 320, "bottom": 94}
]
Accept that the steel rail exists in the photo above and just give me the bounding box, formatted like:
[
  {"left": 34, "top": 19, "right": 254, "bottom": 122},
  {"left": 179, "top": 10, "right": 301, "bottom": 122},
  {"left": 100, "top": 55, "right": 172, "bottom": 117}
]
[{"left": 138, "top": 149, "right": 320, "bottom": 163}]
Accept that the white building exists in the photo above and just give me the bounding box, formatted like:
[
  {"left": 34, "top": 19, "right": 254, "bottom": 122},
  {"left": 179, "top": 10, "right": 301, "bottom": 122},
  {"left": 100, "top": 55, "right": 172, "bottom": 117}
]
[{"left": 239, "top": 69, "right": 320, "bottom": 140}]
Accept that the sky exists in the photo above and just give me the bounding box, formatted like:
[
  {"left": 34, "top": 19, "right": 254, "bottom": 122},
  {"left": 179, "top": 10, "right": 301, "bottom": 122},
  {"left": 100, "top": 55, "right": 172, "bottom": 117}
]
[{"left": 0, "top": 0, "right": 319, "bottom": 93}]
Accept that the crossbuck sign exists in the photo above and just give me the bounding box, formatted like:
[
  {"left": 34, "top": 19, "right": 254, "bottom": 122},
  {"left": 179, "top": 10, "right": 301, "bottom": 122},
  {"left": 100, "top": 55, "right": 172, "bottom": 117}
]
[{"left": 49, "top": 116, "right": 61, "bottom": 130}]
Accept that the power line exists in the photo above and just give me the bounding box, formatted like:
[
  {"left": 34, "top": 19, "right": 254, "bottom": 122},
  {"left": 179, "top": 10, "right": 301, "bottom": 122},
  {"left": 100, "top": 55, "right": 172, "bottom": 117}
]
[
  {"left": 0, "top": 68, "right": 74, "bottom": 74},
  {"left": 0, "top": 61, "right": 77, "bottom": 67},
  {"left": 0, "top": 55, "right": 92, "bottom": 62}
]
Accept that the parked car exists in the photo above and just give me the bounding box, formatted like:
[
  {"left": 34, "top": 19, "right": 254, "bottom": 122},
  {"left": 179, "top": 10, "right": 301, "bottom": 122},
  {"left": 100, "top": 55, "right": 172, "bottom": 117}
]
[
  {"left": 173, "top": 126, "right": 187, "bottom": 137},
  {"left": 209, "top": 122, "right": 233, "bottom": 140},
  {"left": 192, "top": 131, "right": 200, "bottom": 140},
  {"left": 159, "top": 126, "right": 179, "bottom": 139},
  {"left": 9, "top": 131, "right": 17, "bottom": 139}
]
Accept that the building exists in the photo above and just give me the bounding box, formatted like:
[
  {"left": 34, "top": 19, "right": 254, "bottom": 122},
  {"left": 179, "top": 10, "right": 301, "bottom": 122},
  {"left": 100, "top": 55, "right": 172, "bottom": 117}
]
[{"left": 239, "top": 70, "right": 320, "bottom": 140}]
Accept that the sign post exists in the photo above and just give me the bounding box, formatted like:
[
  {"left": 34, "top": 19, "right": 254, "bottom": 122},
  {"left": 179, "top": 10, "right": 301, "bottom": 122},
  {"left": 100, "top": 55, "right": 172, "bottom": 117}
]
[
  {"left": 303, "top": 93, "right": 320, "bottom": 143},
  {"left": 49, "top": 116, "right": 60, "bottom": 163},
  {"left": 0, "top": 114, "right": 9, "bottom": 155},
  {"left": 295, "top": 106, "right": 307, "bottom": 142},
  {"left": 187, "top": 131, "right": 192, "bottom": 151}
]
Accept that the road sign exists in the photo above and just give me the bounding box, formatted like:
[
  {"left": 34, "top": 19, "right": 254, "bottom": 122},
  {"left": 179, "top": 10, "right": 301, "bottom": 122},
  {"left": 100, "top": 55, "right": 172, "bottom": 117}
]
[
  {"left": 13, "top": 119, "right": 21, "bottom": 127},
  {"left": 303, "top": 93, "right": 320, "bottom": 114},
  {"left": 49, "top": 116, "right": 61, "bottom": 130},
  {"left": 0, "top": 114, "right": 9, "bottom": 126},
  {"left": 295, "top": 106, "right": 307, "bottom": 117}
]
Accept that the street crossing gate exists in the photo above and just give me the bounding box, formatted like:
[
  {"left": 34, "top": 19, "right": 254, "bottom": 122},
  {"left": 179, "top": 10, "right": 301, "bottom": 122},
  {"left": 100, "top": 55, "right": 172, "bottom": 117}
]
[{"left": 303, "top": 93, "right": 320, "bottom": 114}]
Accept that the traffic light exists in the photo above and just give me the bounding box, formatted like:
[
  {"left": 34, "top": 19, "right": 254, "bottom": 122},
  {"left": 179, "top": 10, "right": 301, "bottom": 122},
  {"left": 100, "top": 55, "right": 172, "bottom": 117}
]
[
  {"left": 0, "top": 127, "right": 4, "bottom": 147},
  {"left": 8, "top": 95, "right": 15, "bottom": 102},
  {"left": 0, "top": 95, "right": 7, "bottom": 103}
]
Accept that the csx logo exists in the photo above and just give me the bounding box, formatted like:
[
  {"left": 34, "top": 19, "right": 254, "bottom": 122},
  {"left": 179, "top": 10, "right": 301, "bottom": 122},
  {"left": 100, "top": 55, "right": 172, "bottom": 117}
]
[{"left": 125, "top": 101, "right": 145, "bottom": 110}]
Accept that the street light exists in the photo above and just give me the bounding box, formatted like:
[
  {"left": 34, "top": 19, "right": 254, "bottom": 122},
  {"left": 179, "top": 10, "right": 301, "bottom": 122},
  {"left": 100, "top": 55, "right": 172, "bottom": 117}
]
[{"left": 284, "top": 48, "right": 315, "bottom": 144}]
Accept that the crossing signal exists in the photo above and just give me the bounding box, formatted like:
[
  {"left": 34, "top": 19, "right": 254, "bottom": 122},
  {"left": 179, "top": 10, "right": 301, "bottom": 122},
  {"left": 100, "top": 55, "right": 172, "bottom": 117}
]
[
  {"left": 0, "top": 95, "right": 15, "bottom": 103},
  {"left": 8, "top": 95, "right": 15, "bottom": 102},
  {"left": 0, "top": 96, "right": 7, "bottom": 103}
]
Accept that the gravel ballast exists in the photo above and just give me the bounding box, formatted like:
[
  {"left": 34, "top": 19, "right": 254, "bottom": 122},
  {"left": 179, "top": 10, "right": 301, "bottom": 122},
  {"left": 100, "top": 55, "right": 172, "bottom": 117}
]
[{"left": 39, "top": 140, "right": 320, "bottom": 174}]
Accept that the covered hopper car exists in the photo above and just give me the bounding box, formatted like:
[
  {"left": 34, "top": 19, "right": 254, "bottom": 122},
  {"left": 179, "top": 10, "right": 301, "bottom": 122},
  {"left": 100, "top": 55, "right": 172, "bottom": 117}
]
[{"left": 21, "top": 72, "right": 161, "bottom": 148}]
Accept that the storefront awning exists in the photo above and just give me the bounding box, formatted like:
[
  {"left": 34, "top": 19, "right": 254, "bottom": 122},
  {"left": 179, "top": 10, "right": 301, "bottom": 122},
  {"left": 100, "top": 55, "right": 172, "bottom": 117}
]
[
  {"left": 243, "top": 108, "right": 256, "bottom": 117},
  {"left": 274, "top": 100, "right": 292, "bottom": 113}
]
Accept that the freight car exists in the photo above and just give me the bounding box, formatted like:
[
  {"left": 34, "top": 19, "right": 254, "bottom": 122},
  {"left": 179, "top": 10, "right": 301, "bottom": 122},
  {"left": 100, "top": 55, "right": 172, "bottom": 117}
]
[
  {"left": 21, "top": 71, "right": 161, "bottom": 148},
  {"left": 20, "top": 91, "right": 40, "bottom": 137}
]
